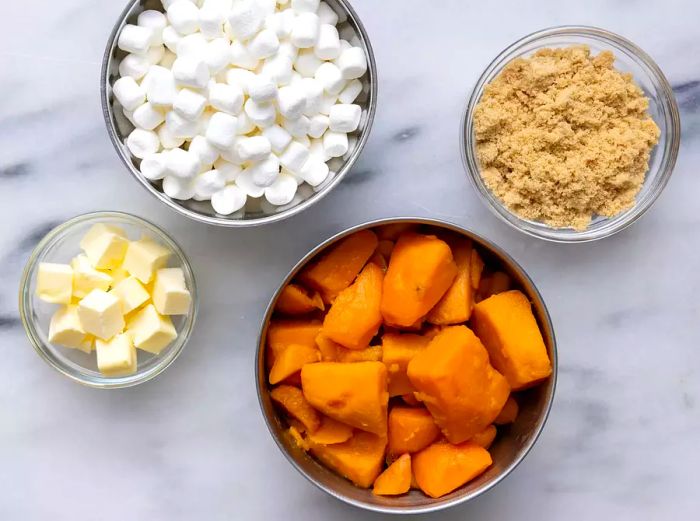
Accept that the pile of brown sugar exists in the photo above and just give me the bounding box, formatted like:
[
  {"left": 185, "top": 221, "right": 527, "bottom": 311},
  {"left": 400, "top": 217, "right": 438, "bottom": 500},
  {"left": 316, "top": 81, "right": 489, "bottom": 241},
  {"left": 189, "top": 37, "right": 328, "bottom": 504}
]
[{"left": 473, "top": 46, "right": 660, "bottom": 230}]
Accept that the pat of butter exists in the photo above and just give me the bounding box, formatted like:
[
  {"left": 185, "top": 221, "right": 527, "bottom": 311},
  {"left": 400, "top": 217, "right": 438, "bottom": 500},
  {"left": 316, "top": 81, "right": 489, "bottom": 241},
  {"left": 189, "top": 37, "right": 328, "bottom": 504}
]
[
  {"left": 70, "top": 254, "right": 113, "bottom": 298},
  {"left": 110, "top": 276, "right": 150, "bottom": 315},
  {"left": 37, "top": 263, "right": 73, "bottom": 304},
  {"left": 122, "top": 238, "right": 171, "bottom": 284},
  {"left": 152, "top": 268, "right": 191, "bottom": 315},
  {"left": 102, "top": 265, "right": 130, "bottom": 286},
  {"left": 77, "top": 289, "right": 125, "bottom": 340},
  {"left": 126, "top": 303, "right": 177, "bottom": 354},
  {"left": 48, "top": 305, "right": 91, "bottom": 352},
  {"left": 80, "top": 223, "right": 129, "bottom": 270},
  {"left": 96, "top": 333, "right": 137, "bottom": 376}
]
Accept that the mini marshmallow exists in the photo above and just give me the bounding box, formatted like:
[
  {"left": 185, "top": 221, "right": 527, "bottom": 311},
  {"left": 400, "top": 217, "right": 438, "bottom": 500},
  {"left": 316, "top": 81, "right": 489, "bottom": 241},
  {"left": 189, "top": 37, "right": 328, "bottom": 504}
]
[
  {"left": 119, "top": 54, "right": 150, "bottom": 80},
  {"left": 209, "top": 82, "right": 244, "bottom": 114},
  {"left": 205, "top": 38, "right": 232, "bottom": 74},
  {"left": 314, "top": 62, "right": 345, "bottom": 95},
  {"left": 235, "top": 168, "right": 266, "bottom": 197},
  {"left": 206, "top": 112, "right": 239, "bottom": 148},
  {"left": 263, "top": 124, "right": 292, "bottom": 153},
  {"left": 173, "top": 89, "right": 206, "bottom": 121},
  {"left": 167, "top": 0, "right": 200, "bottom": 35},
  {"left": 277, "top": 85, "right": 307, "bottom": 120},
  {"left": 219, "top": 142, "right": 242, "bottom": 164},
  {"left": 317, "top": 2, "right": 338, "bottom": 25},
  {"left": 290, "top": 12, "right": 320, "bottom": 48},
  {"left": 197, "top": 110, "right": 214, "bottom": 135},
  {"left": 133, "top": 102, "right": 166, "bottom": 130},
  {"left": 145, "top": 66, "right": 178, "bottom": 107},
  {"left": 177, "top": 33, "right": 208, "bottom": 58},
  {"left": 318, "top": 91, "right": 337, "bottom": 115},
  {"left": 162, "top": 175, "right": 195, "bottom": 200},
  {"left": 339, "top": 39, "right": 352, "bottom": 53},
  {"left": 299, "top": 157, "right": 329, "bottom": 186},
  {"left": 250, "top": 154, "right": 280, "bottom": 186},
  {"left": 188, "top": 135, "right": 219, "bottom": 166},
  {"left": 227, "top": 0, "right": 265, "bottom": 41},
  {"left": 118, "top": 25, "right": 153, "bottom": 55},
  {"left": 300, "top": 77, "right": 323, "bottom": 116},
  {"left": 282, "top": 115, "right": 310, "bottom": 138},
  {"left": 309, "top": 137, "right": 330, "bottom": 161},
  {"left": 297, "top": 134, "right": 311, "bottom": 147},
  {"left": 248, "top": 29, "right": 280, "bottom": 60},
  {"left": 314, "top": 24, "right": 340, "bottom": 60},
  {"left": 279, "top": 140, "right": 310, "bottom": 173},
  {"left": 338, "top": 78, "right": 362, "bottom": 104},
  {"left": 138, "top": 10, "right": 167, "bottom": 45},
  {"left": 258, "top": 0, "right": 277, "bottom": 16},
  {"left": 264, "top": 173, "right": 297, "bottom": 205},
  {"left": 215, "top": 159, "right": 242, "bottom": 181},
  {"left": 285, "top": 168, "right": 305, "bottom": 186},
  {"left": 113, "top": 77, "right": 146, "bottom": 111},
  {"left": 247, "top": 75, "right": 277, "bottom": 102},
  {"left": 266, "top": 10, "right": 295, "bottom": 39},
  {"left": 172, "top": 56, "right": 210, "bottom": 89},
  {"left": 230, "top": 41, "right": 259, "bottom": 70},
  {"left": 140, "top": 153, "right": 168, "bottom": 180},
  {"left": 193, "top": 169, "right": 226, "bottom": 198},
  {"left": 226, "top": 68, "right": 256, "bottom": 93},
  {"left": 198, "top": 2, "right": 226, "bottom": 39},
  {"left": 277, "top": 41, "right": 299, "bottom": 61},
  {"left": 165, "top": 110, "right": 199, "bottom": 138},
  {"left": 236, "top": 136, "right": 272, "bottom": 162},
  {"left": 313, "top": 168, "right": 337, "bottom": 192},
  {"left": 211, "top": 185, "right": 247, "bottom": 214},
  {"left": 308, "top": 113, "right": 329, "bottom": 138},
  {"left": 158, "top": 124, "right": 186, "bottom": 149},
  {"left": 336, "top": 46, "right": 367, "bottom": 79},
  {"left": 291, "top": 0, "right": 320, "bottom": 13},
  {"left": 162, "top": 26, "right": 182, "bottom": 53},
  {"left": 165, "top": 148, "right": 201, "bottom": 178},
  {"left": 126, "top": 128, "right": 160, "bottom": 159},
  {"left": 323, "top": 130, "right": 348, "bottom": 157},
  {"left": 328, "top": 103, "right": 361, "bottom": 132},
  {"left": 261, "top": 54, "right": 293, "bottom": 86},
  {"left": 236, "top": 112, "right": 257, "bottom": 134},
  {"left": 146, "top": 45, "right": 166, "bottom": 65},
  {"left": 294, "top": 49, "right": 322, "bottom": 78},
  {"left": 244, "top": 98, "right": 276, "bottom": 127},
  {"left": 159, "top": 49, "right": 177, "bottom": 68}
]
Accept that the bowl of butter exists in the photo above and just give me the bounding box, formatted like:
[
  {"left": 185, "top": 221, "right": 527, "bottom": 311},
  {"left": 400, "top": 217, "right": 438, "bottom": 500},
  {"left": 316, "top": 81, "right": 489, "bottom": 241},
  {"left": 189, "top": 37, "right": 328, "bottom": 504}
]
[{"left": 19, "top": 211, "right": 197, "bottom": 388}]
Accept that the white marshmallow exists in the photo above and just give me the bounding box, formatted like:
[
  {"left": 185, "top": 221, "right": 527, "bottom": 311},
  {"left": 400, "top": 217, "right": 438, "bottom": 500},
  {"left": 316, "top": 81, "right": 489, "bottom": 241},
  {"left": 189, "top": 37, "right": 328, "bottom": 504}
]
[
  {"left": 277, "top": 41, "right": 299, "bottom": 61},
  {"left": 248, "top": 29, "right": 280, "bottom": 60},
  {"left": 236, "top": 111, "right": 257, "bottom": 134},
  {"left": 244, "top": 99, "right": 276, "bottom": 127},
  {"left": 126, "top": 128, "right": 160, "bottom": 158},
  {"left": 113, "top": 77, "right": 146, "bottom": 111},
  {"left": 309, "top": 137, "right": 330, "bottom": 161},
  {"left": 338, "top": 78, "right": 362, "bottom": 104},
  {"left": 193, "top": 169, "right": 226, "bottom": 198},
  {"left": 282, "top": 115, "right": 310, "bottom": 138},
  {"left": 133, "top": 102, "right": 166, "bottom": 130},
  {"left": 162, "top": 0, "right": 195, "bottom": 9},
  {"left": 294, "top": 49, "right": 322, "bottom": 78},
  {"left": 235, "top": 168, "right": 266, "bottom": 197},
  {"left": 162, "top": 26, "right": 182, "bottom": 53},
  {"left": 317, "top": 2, "right": 338, "bottom": 25},
  {"left": 336, "top": 46, "right": 367, "bottom": 79},
  {"left": 157, "top": 123, "right": 186, "bottom": 149},
  {"left": 172, "top": 89, "right": 207, "bottom": 121},
  {"left": 229, "top": 41, "right": 259, "bottom": 70},
  {"left": 314, "top": 24, "right": 340, "bottom": 60},
  {"left": 140, "top": 153, "right": 168, "bottom": 180},
  {"left": 162, "top": 175, "right": 195, "bottom": 200},
  {"left": 211, "top": 185, "right": 247, "bottom": 214},
  {"left": 197, "top": 110, "right": 214, "bottom": 135},
  {"left": 314, "top": 62, "right": 345, "bottom": 95},
  {"left": 188, "top": 135, "right": 219, "bottom": 166},
  {"left": 159, "top": 49, "right": 177, "bottom": 68},
  {"left": 329, "top": 103, "right": 361, "bottom": 132},
  {"left": 165, "top": 148, "right": 202, "bottom": 178},
  {"left": 177, "top": 33, "right": 208, "bottom": 58},
  {"left": 118, "top": 25, "right": 153, "bottom": 54},
  {"left": 291, "top": 0, "right": 320, "bottom": 13},
  {"left": 262, "top": 124, "right": 292, "bottom": 153},
  {"left": 198, "top": 2, "right": 226, "bottom": 39},
  {"left": 166, "top": 110, "right": 199, "bottom": 138},
  {"left": 206, "top": 112, "right": 239, "bottom": 148},
  {"left": 300, "top": 77, "right": 323, "bottom": 116},
  {"left": 145, "top": 66, "right": 178, "bottom": 107},
  {"left": 323, "top": 130, "right": 348, "bottom": 157},
  {"left": 227, "top": 0, "right": 264, "bottom": 41},
  {"left": 205, "top": 38, "right": 231, "bottom": 74},
  {"left": 264, "top": 173, "right": 297, "bottom": 205},
  {"left": 119, "top": 54, "right": 150, "bottom": 80},
  {"left": 249, "top": 154, "right": 280, "bottom": 186},
  {"left": 172, "top": 56, "right": 210, "bottom": 89},
  {"left": 266, "top": 10, "right": 295, "bottom": 39},
  {"left": 277, "top": 85, "right": 307, "bottom": 120},
  {"left": 313, "top": 168, "right": 336, "bottom": 192},
  {"left": 167, "top": 0, "right": 200, "bottom": 35},
  {"left": 146, "top": 45, "right": 166, "bottom": 65},
  {"left": 318, "top": 91, "right": 337, "bottom": 115},
  {"left": 258, "top": 0, "right": 277, "bottom": 16},
  {"left": 215, "top": 159, "right": 243, "bottom": 181},
  {"left": 261, "top": 54, "right": 293, "bottom": 86},
  {"left": 236, "top": 136, "right": 272, "bottom": 162},
  {"left": 138, "top": 10, "right": 167, "bottom": 46},
  {"left": 247, "top": 75, "right": 277, "bottom": 102},
  {"left": 307, "top": 113, "right": 329, "bottom": 138},
  {"left": 226, "top": 68, "right": 256, "bottom": 93},
  {"left": 208, "top": 82, "right": 244, "bottom": 114},
  {"left": 299, "top": 157, "right": 329, "bottom": 186},
  {"left": 219, "top": 142, "right": 243, "bottom": 164},
  {"left": 290, "top": 12, "right": 320, "bottom": 48},
  {"left": 339, "top": 39, "right": 352, "bottom": 53},
  {"left": 279, "top": 141, "right": 310, "bottom": 173}
]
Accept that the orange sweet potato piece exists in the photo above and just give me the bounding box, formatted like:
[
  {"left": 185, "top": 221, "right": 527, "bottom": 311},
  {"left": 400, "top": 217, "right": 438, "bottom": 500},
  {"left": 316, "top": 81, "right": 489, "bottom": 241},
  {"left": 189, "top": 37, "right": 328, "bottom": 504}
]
[
  {"left": 377, "top": 223, "right": 416, "bottom": 241},
  {"left": 309, "top": 431, "right": 387, "bottom": 488},
  {"left": 301, "top": 361, "right": 389, "bottom": 436},
  {"left": 322, "top": 263, "right": 383, "bottom": 350},
  {"left": 307, "top": 416, "right": 354, "bottom": 445},
  {"left": 299, "top": 229, "right": 378, "bottom": 303},
  {"left": 494, "top": 396, "right": 519, "bottom": 425},
  {"left": 269, "top": 343, "right": 321, "bottom": 385},
  {"left": 470, "top": 249, "right": 485, "bottom": 290},
  {"left": 422, "top": 324, "right": 444, "bottom": 340},
  {"left": 282, "top": 371, "right": 302, "bottom": 387},
  {"left": 407, "top": 326, "right": 510, "bottom": 443},
  {"left": 289, "top": 426, "right": 310, "bottom": 451},
  {"left": 266, "top": 320, "right": 322, "bottom": 370},
  {"left": 369, "top": 251, "right": 387, "bottom": 271},
  {"left": 413, "top": 441, "right": 492, "bottom": 498},
  {"left": 472, "top": 290, "right": 552, "bottom": 390},
  {"left": 388, "top": 407, "right": 440, "bottom": 455},
  {"left": 316, "top": 334, "right": 382, "bottom": 362},
  {"left": 477, "top": 271, "right": 511, "bottom": 302},
  {"left": 426, "top": 239, "right": 474, "bottom": 325},
  {"left": 270, "top": 385, "right": 321, "bottom": 433},
  {"left": 381, "top": 233, "right": 457, "bottom": 327},
  {"left": 470, "top": 425, "right": 497, "bottom": 449},
  {"left": 276, "top": 284, "right": 325, "bottom": 315},
  {"left": 402, "top": 393, "right": 420, "bottom": 406},
  {"left": 376, "top": 239, "right": 394, "bottom": 259},
  {"left": 373, "top": 453, "right": 412, "bottom": 496},
  {"left": 381, "top": 332, "right": 430, "bottom": 397}
]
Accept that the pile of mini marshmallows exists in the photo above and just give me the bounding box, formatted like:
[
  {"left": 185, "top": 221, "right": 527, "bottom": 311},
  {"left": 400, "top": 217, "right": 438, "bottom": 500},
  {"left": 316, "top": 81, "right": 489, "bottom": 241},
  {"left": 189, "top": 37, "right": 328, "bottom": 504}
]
[{"left": 112, "top": 0, "right": 367, "bottom": 216}]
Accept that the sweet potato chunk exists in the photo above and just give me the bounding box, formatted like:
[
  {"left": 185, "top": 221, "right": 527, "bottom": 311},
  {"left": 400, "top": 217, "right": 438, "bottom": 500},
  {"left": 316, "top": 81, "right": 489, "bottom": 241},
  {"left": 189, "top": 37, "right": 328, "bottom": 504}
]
[
  {"left": 388, "top": 406, "right": 440, "bottom": 455},
  {"left": 269, "top": 343, "right": 321, "bottom": 385},
  {"left": 402, "top": 393, "right": 420, "bottom": 406},
  {"left": 276, "top": 284, "right": 325, "bottom": 315},
  {"left": 381, "top": 332, "right": 430, "bottom": 396},
  {"left": 373, "top": 453, "right": 412, "bottom": 496},
  {"left": 470, "top": 425, "right": 497, "bottom": 449},
  {"left": 413, "top": 441, "right": 492, "bottom": 498},
  {"left": 376, "top": 239, "right": 394, "bottom": 258},
  {"left": 472, "top": 290, "right": 552, "bottom": 390},
  {"left": 270, "top": 385, "right": 321, "bottom": 433},
  {"left": 322, "top": 263, "right": 383, "bottom": 350},
  {"left": 301, "top": 361, "right": 389, "bottom": 436},
  {"left": 477, "top": 271, "right": 511, "bottom": 302},
  {"left": 299, "top": 229, "right": 378, "bottom": 303},
  {"left": 426, "top": 239, "right": 474, "bottom": 325},
  {"left": 470, "top": 249, "right": 485, "bottom": 290},
  {"left": 289, "top": 426, "right": 310, "bottom": 451},
  {"left": 407, "top": 326, "right": 510, "bottom": 443},
  {"left": 309, "top": 431, "right": 387, "bottom": 488},
  {"left": 316, "top": 334, "right": 381, "bottom": 362},
  {"left": 494, "top": 396, "right": 519, "bottom": 425},
  {"left": 266, "top": 320, "right": 322, "bottom": 369},
  {"left": 381, "top": 233, "right": 457, "bottom": 327},
  {"left": 307, "top": 416, "right": 354, "bottom": 445}
]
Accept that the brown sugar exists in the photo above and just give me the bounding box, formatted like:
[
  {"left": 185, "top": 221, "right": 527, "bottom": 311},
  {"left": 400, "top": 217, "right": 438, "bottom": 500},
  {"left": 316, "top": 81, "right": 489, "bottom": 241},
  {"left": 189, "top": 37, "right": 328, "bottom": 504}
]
[{"left": 473, "top": 46, "right": 660, "bottom": 230}]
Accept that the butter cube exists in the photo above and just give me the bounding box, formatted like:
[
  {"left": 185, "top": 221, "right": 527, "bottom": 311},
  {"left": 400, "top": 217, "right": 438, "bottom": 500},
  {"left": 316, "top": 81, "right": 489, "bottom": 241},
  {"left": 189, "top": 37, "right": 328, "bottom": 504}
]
[
  {"left": 37, "top": 263, "right": 73, "bottom": 304},
  {"left": 152, "top": 268, "right": 191, "bottom": 315},
  {"left": 102, "top": 265, "right": 130, "bottom": 286},
  {"left": 48, "top": 305, "right": 90, "bottom": 351},
  {"left": 126, "top": 304, "right": 177, "bottom": 354},
  {"left": 122, "top": 238, "right": 171, "bottom": 284},
  {"left": 96, "top": 333, "right": 137, "bottom": 376},
  {"left": 80, "top": 223, "right": 129, "bottom": 270},
  {"left": 77, "top": 289, "right": 125, "bottom": 340},
  {"left": 71, "top": 254, "right": 113, "bottom": 298},
  {"left": 110, "top": 276, "right": 150, "bottom": 314}
]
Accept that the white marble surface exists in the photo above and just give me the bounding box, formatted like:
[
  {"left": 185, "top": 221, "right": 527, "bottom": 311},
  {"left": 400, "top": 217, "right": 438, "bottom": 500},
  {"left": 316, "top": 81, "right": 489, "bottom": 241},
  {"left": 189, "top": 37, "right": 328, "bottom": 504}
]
[{"left": 1, "top": 0, "right": 699, "bottom": 518}]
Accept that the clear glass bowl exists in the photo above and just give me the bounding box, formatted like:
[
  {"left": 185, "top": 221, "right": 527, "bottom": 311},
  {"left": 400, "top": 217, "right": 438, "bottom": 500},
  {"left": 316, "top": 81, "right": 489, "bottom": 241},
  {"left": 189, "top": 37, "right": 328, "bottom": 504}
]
[
  {"left": 461, "top": 26, "right": 681, "bottom": 242},
  {"left": 18, "top": 212, "right": 197, "bottom": 388}
]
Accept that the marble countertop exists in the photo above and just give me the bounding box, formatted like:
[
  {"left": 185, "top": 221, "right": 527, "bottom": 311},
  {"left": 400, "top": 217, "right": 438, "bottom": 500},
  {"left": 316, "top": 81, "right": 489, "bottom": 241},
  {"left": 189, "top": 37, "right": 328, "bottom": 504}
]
[{"left": 2, "top": 0, "right": 699, "bottom": 519}]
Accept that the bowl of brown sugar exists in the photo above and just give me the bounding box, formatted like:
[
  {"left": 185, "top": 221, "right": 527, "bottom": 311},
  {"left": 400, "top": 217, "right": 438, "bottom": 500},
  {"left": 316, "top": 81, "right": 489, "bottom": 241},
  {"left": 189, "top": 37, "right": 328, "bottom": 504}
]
[{"left": 461, "top": 26, "right": 681, "bottom": 242}]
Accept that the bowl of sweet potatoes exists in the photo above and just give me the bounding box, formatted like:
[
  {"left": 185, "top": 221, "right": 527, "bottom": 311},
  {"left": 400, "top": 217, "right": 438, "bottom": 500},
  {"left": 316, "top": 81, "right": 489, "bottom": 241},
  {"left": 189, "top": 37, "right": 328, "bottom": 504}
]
[{"left": 256, "top": 218, "right": 557, "bottom": 514}]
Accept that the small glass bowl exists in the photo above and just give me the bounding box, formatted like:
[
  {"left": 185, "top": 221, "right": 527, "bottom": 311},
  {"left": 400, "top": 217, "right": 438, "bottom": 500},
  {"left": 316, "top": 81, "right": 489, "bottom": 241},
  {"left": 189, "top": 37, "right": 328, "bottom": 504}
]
[
  {"left": 461, "top": 26, "right": 681, "bottom": 242},
  {"left": 18, "top": 212, "right": 197, "bottom": 388}
]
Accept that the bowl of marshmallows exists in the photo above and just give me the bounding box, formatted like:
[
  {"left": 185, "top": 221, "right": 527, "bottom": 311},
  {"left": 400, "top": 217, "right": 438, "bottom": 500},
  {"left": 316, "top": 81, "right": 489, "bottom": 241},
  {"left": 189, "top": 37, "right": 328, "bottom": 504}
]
[{"left": 102, "top": 0, "right": 377, "bottom": 226}]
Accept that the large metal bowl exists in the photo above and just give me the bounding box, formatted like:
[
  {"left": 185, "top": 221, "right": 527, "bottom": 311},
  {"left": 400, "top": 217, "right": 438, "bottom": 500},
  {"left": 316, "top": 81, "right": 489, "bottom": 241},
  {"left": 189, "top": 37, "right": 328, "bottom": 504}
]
[
  {"left": 256, "top": 217, "right": 558, "bottom": 514},
  {"left": 101, "top": 0, "right": 377, "bottom": 227}
]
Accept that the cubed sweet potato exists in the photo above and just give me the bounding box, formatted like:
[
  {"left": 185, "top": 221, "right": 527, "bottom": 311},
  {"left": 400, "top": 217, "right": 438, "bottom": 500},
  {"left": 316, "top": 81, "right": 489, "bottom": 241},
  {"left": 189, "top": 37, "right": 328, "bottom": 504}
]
[
  {"left": 317, "top": 334, "right": 382, "bottom": 362},
  {"left": 426, "top": 239, "right": 474, "bottom": 325},
  {"left": 381, "top": 233, "right": 457, "bottom": 327},
  {"left": 477, "top": 271, "right": 511, "bottom": 302},
  {"left": 299, "top": 229, "right": 378, "bottom": 303},
  {"left": 402, "top": 393, "right": 420, "bottom": 406},
  {"left": 494, "top": 396, "right": 519, "bottom": 425},
  {"left": 307, "top": 416, "right": 354, "bottom": 445},
  {"left": 266, "top": 320, "right": 322, "bottom": 370},
  {"left": 309, "top": 431, "right": 387, "bottom": 488},
  {"left": 381, "top": 332, "right": 430, "bottom": 397},
  {"left": 413, "top": 441, "right": 492, "bottom": 498},
  {"left": 369, "top": 251, "right": 387, "bottom": 271},
  {"left": 276, "top": 283, "right": 325, "bottom": 315},
  {"left": 407, "top": 326, "right": 510, "bottom": 443},
  {"left": 470, "top": 249, "right": 485, "bottom": 290},
  {"left": 270, "top": 385, "right": 321, "bottom": 433},
  {"left": 301, "top": 361, "right": 389, "bottom": 436},
  {"left": 269, "top": 343, "right": 321, "bottom": 385},
  {"left": 472, "top": 290, "right": 552, "bottom": 390},
  {"left": 322, "top": 263, "right": 383, "bottom": 350},
  {"left": 376, "top": 239, "right": 395, "bottom": 259},
  {"left": 289, "top": 426, "right": 310, "bottom": 451},
  {"left": 469, "top": 425, "right": 497, "bottom": 449},
  {"left": 388, "top": 406, "right": 440, "bottom": 455},
  {"left": 373, "top": 453, "right": 412, "bottom": 496}
]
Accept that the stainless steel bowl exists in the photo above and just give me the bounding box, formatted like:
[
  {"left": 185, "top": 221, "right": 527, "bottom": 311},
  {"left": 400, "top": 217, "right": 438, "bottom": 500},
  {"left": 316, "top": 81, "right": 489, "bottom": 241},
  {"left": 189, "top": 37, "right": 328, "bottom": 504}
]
[
  {"left": 256, "top": 217, "right": 558, "bottom": 514},
  {"left": 101, "top": 0, "right": 377, "bottom": 227}
]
